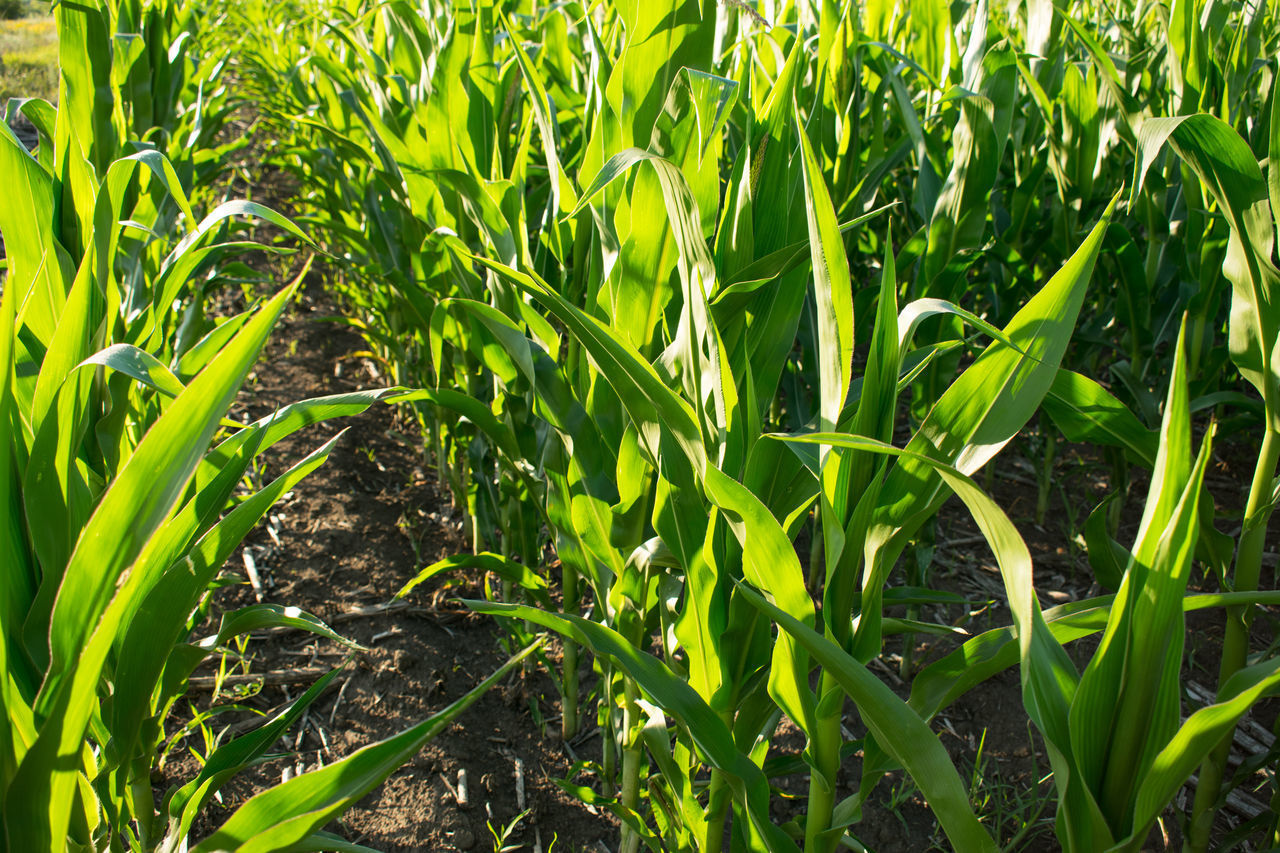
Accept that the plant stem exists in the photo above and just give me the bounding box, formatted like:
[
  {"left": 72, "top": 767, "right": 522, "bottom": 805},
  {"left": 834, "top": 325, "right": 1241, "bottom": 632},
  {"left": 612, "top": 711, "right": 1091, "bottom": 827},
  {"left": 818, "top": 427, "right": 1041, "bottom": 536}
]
[
  {"left": 900, "top": 523, "right": 934, "bottom": 680},
  {"left": 602, "top": 681, "right": 617, "bottom": 798},
  {"left": 619, "top": 677, "right": 643, "bottom": 853},
  {"left": 808, "top": 512, "right": 824, "bottom": 596},
  {"left": 562, "top": 559, "right": 580, "bottom": 740},
  {"left": 700, "top": 707, "right": 737, "bottom": 851},
  {"left": 1106, "top": 446, "right": 1129, "bottom": 531},
  {"left": 1187, "top": 429, "right": 1280, "bottom": 852},
  {"left": 1187, "top": 312, "right": 1205, "bottom": 383},
  {"left": 1036, "top": 417, "right": 1057, "bottom": 526},
  {"left": 433, "top": 419, "right": 448, "bottom": 495},
  {"left": 900, "top": 602, "right": 919, "bottom": 680},
  {"left": 804, "top": 671, "right": 843, "bottom": 853},
  {"left": 702, "top": 768, "right": 731, "bottom": 853}
]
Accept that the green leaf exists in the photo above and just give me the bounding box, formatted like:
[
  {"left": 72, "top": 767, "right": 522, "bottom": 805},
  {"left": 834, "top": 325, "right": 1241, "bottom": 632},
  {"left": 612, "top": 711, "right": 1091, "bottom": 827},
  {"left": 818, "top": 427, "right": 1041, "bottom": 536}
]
[
  {"left": 472, "top": 255, "right": 705, "bottom": 476},
  {"left": 1069, "top": 321, "right": 1210, "bottom": 839},
  {"left": 394, "top": 552, "right": 550, "bottom": 605},
  {"left": 795, "top": 104, "right": 854, "bottom": 437},
  {"left": 200, "top": 605, "right": 361, "bottom": 652},
  {"left": 0, "top": 124, "right": 66, "bottom": 348},
  {"left": 910, "top": 591, "right": 1280, "bottom": 723},
  {"left": 79, "top": 344, "right": 187, "bottom": 398},
  {"left": 1121, "top": 656, "right": 1280, "bottom": 850},
  {"left": 778, "top": 429, "right": 1087, "bottom": 847},
  {"left": 856, "top": 195, "right": 1117, "bottom": 661},
  {"left": 1134, "top": 115, "right": 1280, "bottom": 428},
  {"left": 1043, "top": 370, "right": 1158, "bottom": 465},
  {"left": 0, "top": 237, "right": 30, "bottom": 794},
  {"left": 5, "top": 287, "right": 294, "bottom": 853},
  {"left": 108, "top": 431, "right": 346, "bottom": 775},
  {"left": 1084, "top": 496, "right": 1129, "bottom": 591}
]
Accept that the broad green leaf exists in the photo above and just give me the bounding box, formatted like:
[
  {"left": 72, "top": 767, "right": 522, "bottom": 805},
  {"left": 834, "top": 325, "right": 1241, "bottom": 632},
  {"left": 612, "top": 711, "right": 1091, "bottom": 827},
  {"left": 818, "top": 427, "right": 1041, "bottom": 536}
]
[
  {"left": 703, "top": 466, "right": 815, "bottom": 733},
  {"left": 910, "top": 591, "right": 1280, "bottom": 725},
  {"left": 778, "top": 429, "right": 1087, "bottom": 846},
  {"left": 1134, "top": 115, "right": 1280, "bottom": 428},
  {"left": 711, "top": 205, "right": 894, "bottom": 313},
  {"left": 0, "top": 242, "right": 29, "bottom": 794},
  {"left": 79, "top": 344, "right": 187, "bottom": 398},
  {"left": 1042, "top": 370, "right": 1158, "bottom": 465},
  {"left": 1122, "top": 657, "right": 1280, "bottom": 850},
  {"left": 0, "top": 125, "right": 66, "bottom": 347},
  {"left": 42, "top": 286, "right": 294, "bottom": 691},
  {"left": 472, "top": 254, "right": 705, "bottom": 476},
  {"left": 394, "top": 553, "right": 551, "bottom": 604},
  {"left": 503, "top": 10, "right": 574, "bottom": 216},
  {"left": 1084, "top": 496, "right": 1129, "bottom": 590},
  {"left": 202, "top": 389, "right": 406, "bottom": 481},
  {"left": 1069, "top": 322, "right": 1209, "bottom": 839},
  {"left": 200, "top": 604, "right": 362, "bottom": 653},
  {"left": 856, "top": 195, "right": 1117, "bottom": 661},
  {"left": 795, "top": 104, "right": 853, "bottom": 437},
  {"left": 5, "top": 287, "right": 294, "bottom": 853}
]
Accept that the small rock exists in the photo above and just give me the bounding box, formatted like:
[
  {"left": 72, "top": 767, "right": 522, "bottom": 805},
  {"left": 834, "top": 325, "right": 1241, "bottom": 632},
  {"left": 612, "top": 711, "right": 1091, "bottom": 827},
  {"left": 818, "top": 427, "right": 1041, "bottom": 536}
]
[{"left": 454, "top": 829, "right": 475, "bottom": 850}]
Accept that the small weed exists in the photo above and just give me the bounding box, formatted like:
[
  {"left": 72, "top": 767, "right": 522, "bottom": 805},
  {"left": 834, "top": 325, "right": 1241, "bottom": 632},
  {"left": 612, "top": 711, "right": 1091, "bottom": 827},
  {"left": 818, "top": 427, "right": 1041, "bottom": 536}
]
[
  {"left": 486, "top": 807, "right": 531, "bottom": 852},
  {"left": 965, "top": 728, "right": 1055, "bottom": 852},
  {"left": 882, "top": 773, "right": 920, "bottom": 830}
]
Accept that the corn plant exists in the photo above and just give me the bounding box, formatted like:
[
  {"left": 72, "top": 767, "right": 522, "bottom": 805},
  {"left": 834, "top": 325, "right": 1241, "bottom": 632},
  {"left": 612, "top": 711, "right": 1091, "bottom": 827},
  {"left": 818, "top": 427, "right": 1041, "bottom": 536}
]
[
  {"left": 213, "top": 0, "right": 1280, "bottom": 848},
  {"left": 1028, "top": 95, "right": 1280, "bottom": 849},
  {"left": 0, "top": 2, "right": 542, "bottom": 849},
  {"left": 432, "top": 127, "right": 1115, "bottom": 853},
  {"left": 907, "top": 320, "right": 1280, "bottom": 853}
]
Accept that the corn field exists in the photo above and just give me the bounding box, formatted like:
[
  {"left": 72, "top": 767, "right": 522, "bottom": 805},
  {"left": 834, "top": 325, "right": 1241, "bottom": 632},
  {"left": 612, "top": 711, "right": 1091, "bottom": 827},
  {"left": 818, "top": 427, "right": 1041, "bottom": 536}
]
[{"left": 3, "top": 0, "right": 1280, "bottom": 849}]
